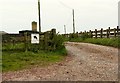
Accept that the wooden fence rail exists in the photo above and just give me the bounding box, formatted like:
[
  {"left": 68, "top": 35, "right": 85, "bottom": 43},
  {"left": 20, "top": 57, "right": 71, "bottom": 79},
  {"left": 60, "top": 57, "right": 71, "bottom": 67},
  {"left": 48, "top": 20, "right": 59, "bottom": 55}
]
[{"left": 63, "top": 26, "right": 120, "bottom": 38}]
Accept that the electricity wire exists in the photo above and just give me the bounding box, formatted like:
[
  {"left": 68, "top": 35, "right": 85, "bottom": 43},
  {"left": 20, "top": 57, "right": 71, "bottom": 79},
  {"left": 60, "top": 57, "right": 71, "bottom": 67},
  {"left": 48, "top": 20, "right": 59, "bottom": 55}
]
[{"left": 57, "top": 0, "right": 73, "bottom": 10}]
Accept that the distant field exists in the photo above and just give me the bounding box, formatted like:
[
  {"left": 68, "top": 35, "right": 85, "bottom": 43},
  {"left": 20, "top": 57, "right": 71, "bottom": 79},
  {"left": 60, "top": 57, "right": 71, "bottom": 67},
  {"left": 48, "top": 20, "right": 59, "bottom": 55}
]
[
  {"left": 69, "top": 38, "right": 120, "bottom": 48},
  {"left": 2, "top": 46, "right": 67, "bottom": 72}
]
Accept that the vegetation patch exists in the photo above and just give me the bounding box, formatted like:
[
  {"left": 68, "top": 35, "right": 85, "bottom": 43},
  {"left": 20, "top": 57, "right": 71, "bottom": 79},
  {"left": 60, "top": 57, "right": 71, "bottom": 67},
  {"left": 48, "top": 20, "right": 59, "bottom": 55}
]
[
  {"left": 2, "top": 47, "right": 67, "bottom": 72},
  {"left": 69, "top": 37, "right": 120, "bottom": 48}
]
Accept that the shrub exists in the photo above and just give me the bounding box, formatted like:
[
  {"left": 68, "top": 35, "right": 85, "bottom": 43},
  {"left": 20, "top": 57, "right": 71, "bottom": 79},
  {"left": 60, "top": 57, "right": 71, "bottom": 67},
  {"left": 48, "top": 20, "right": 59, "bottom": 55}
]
[
  {"left": 52, "top": 35, "right": 65, "bottom": 50},
  {"left": 69, "top": 33, "right": 79, "bottom": 41},
  {"left": 80, "top": 33, "right": 91, "bottom": 40}
]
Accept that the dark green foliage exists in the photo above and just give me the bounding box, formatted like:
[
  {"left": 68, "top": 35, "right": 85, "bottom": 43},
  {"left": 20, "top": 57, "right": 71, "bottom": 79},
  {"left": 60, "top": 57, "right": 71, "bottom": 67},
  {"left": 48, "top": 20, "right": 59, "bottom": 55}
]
[
  {"left": 2, "top": 35, "right": 66, "bottom": 52},
  {"left": 27, "top": 44, "right": 40, "bottom": 53},
  {"left": 69, "top": 32, "right": 91, "bottom": 41},
  {"left": 52, "top": 35, "right": 65, "bottom": 50},
  {"left": 69, "top": 33, "right": 78, "bottom": 41},
  {"left": 80, "top": 33, "right": 91, "bottom": 40}
]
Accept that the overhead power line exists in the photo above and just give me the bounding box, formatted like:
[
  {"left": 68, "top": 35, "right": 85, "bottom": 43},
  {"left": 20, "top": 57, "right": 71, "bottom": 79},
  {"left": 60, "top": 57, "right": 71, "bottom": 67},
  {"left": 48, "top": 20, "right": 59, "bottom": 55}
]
[{"left": 57, "top": 0, "right": 73, "bottom": 10}]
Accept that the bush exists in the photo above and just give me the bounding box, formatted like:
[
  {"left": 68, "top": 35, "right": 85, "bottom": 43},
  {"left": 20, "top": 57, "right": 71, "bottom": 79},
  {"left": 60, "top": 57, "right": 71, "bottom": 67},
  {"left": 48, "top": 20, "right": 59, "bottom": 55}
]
[
  {"left": 69, "top": 33, "right": 79, "bottom": 41},
  {"left": 52, "top": 35, "right": 65, "bottom": 50},
  {"left": 80, "top": 33, "right": 91, "bottom": 40}
]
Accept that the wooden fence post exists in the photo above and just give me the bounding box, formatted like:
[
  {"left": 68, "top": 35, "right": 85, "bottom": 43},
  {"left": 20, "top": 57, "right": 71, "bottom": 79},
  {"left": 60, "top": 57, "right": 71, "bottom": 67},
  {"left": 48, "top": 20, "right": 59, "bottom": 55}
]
[
  {"left": 108, "top": 27, "right": 110, "bottom": 38},
  {"left": 39, "top": 32, "right": 41, "bottom": 49},
  {"left": 44, "top": 32, "right": 48, "bottom": 50},
  {"left": 107, "top": 29, "right": 109, "bottom": 38},
  {"left": 51, "top": 29, "right": 56, "bottom": 50},
  {"left": 89, "top": 30, "right": 92, "bottom": 38},
  {"left": 52, "top": 29, "right": 56, "bottom": 35},
  {"left": 24, "top": 32, "right": 28, "bottom": 52},
  {"left": 117, "top": 26, "right": 119, "bottom": 37},
  {"left": 79, "top": 31, "right": 82, "bottom": 37},
  {"left": 95, "top": 29, "right": 97, "bottom": 38},
  {"left": 114, "top": 28, "right": 116, "bottom": 38},
  {"left": 76, "top": 32, "right": 79, "bottom": 37},
  {"left": 100, "top": 28, "right": 103, "bottom": 38}
]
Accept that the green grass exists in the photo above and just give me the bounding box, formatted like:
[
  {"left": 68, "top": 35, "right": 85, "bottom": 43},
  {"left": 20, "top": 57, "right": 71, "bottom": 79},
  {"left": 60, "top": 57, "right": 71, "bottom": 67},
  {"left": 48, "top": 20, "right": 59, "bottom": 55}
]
[
  {"left": 69, "top": 38, "right": 83, "bottom": 42},
  {"left": 2, "top": 48, "right": 67, "bottom": 72},
  {"left": 69, "top": 38, "right": 120, "bottom": 48},
  {"left": 2, "top": 43, "right": 25, "bottom": 51}
]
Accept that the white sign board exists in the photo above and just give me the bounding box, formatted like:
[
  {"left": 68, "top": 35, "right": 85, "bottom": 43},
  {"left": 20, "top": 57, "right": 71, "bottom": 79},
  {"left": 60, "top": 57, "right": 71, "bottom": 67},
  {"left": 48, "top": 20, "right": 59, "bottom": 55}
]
[{"left": 31, "top": 34, "right": 39, "bottom": 44}]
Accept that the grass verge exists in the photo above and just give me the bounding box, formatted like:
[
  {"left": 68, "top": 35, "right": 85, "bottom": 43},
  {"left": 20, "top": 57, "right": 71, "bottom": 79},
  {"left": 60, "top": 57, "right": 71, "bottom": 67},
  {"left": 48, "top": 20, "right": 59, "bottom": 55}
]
[
  {"left": 2, "top": 48, "right": 67, "bottom": 72},
  {"left": 70, "top": 38, "right": 120, "bottom": 48}
]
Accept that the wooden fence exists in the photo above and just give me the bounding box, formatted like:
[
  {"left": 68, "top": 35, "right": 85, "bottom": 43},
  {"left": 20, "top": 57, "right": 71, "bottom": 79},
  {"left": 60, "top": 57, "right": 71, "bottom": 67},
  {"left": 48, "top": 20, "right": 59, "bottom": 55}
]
[
  {"left": 23, "top": 28, "right": 57, "bottom": 51},
  {"left": 2, "top": 29, "right": 57, "bottom": 51},
  {"left": 39, "top": 29, "right": 56, "bottom": 50},
  {"left": 63, "top": 26, "right": 120, "bottom": 38}
]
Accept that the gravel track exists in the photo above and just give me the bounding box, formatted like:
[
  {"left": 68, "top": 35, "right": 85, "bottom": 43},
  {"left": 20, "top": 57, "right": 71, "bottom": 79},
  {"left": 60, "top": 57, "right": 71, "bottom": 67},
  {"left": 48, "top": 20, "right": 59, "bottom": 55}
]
[{"left": 2, "top": 42, "right": 118, "bottom": 81}]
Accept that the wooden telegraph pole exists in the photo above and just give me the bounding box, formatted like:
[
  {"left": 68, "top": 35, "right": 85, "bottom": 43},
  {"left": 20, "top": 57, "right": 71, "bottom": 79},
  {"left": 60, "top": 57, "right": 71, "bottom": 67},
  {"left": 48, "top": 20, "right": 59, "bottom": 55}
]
[
  {"left": 73, "top": 9, "right": 75, "bottom": 33},
  {"left": 38, "top": 0, "right": 41, "bottom": 48},
  {"left": 38, "top": 0, "right": 41, "bottom": 33},
  {"left": 64, "top": 25, "right": 66, "bottom": 34}
]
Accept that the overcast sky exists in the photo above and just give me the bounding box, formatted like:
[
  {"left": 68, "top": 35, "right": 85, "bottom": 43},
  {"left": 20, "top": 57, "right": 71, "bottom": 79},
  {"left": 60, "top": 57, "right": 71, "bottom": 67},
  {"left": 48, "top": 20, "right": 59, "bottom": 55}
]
[{"left": 0, "top": 0, "right": 119, "bottom": 34}]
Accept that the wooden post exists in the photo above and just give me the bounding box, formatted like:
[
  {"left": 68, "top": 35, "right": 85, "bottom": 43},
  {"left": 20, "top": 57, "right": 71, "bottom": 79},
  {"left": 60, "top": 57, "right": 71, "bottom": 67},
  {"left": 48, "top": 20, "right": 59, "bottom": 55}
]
[
  {"left": 114, "top": 28, "right": 116, "bottom": 38},
  {"left": 100, "top": 28, "right": 103, "bottom": 38},
  {"left": 44, "top": 32, "right": 48, "bottom": 50},
  {"left": 64, "top": 25, "right": 66, "bottom": 35},
  {"left": 117, "top": 26, "right": 119, "bottom": 37},
  {"left": 24, "top": 32, "right": 28, "bottom": 52},
  {"left": 51, "top": 29, "right": 56, "bottom": 50},
  {"left": 38, "top": 0, "right": 41, "bottom": 50},
  {"left": 52, "top": 29, "right": 56, "bottom": 36},
  {"left": 95, "top": 29, "right": 97, "bottom": 38},
  {"left": 89, "top": 30, "right": 91, "bottom": 38},
  {"left": 89, "top": 30, "right": 93, "bottom": 38},
  {"left": 108, "top": 27, "right": 110, "bottom": 38},
  {"left": 80, "top": 31, "right": 82, "bottom": 34},
  {"left": 76, "top": 32, "right": 78, "bottom": 37},
  {"left": 91, "top": 31, "right": 93, "bottom": 38},
  {"left": 73, "top": 9, "right": 75, "bottom": 33},
  {"left": 38, "top": 0, "right": 41, "bottom": 33},
  {"left": 79, "top": 31, "right": 82, "bottom": 38},
  {"left": 107, "top": 29, "right": 109, "bottom": 38}
]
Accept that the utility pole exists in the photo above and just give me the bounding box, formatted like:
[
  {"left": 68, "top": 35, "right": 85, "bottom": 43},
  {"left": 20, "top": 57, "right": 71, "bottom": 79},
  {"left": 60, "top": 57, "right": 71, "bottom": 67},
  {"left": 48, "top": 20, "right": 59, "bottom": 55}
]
[
  {"left": 38, "top": 0, "right": 41, "bottom": 33},
  {"left": 64, "top": 25, "right": 66, "bottom": 34},
  {"left": 72, "top": 9, "right": 75, "bottom": 33},
  {"left": 118, "top": 1, "right": 120, "bottom": 39}
]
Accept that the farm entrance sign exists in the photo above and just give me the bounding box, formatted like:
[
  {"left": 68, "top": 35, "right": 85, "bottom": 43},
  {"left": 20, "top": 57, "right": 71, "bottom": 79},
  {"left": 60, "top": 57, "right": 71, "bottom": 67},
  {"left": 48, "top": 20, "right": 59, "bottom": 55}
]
[{"left": 31, "top": 34, "right": 39, "bottom": 44}]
